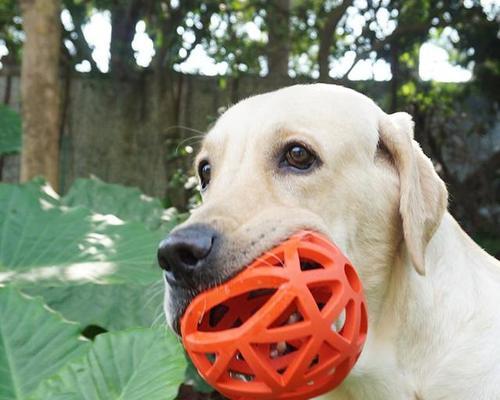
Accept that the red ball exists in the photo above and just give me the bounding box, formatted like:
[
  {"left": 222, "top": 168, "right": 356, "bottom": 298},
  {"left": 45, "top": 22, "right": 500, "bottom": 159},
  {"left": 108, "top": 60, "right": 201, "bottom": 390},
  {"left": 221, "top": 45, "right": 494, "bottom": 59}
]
[{"left": 181, "top": 231, "right": 367, "bottom": 400}]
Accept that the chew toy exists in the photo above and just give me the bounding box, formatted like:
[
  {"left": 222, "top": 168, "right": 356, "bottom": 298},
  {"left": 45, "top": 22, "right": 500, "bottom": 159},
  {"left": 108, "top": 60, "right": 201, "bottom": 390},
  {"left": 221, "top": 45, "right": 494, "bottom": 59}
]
[{"left": 181, "top": 231, "right": 367, "bottom": 400}]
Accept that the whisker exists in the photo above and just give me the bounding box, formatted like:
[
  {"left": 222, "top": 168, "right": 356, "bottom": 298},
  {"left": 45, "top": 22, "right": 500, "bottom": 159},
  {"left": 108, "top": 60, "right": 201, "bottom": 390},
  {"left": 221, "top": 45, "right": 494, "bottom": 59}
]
[
  {"left": 151, "top": 307, "right": 166, "bottom": 328},
  {"left": 256, "top": 250, "right": 285, "bottom": 268},
  {"left": 164, "top": 125, "right": 205, "bottom": 136},
  {"left": 174, "top": 136, "right": 206, "bottom": 155},
  {"left": 143, "top": 291, "right": 163, "bottom": 309}
]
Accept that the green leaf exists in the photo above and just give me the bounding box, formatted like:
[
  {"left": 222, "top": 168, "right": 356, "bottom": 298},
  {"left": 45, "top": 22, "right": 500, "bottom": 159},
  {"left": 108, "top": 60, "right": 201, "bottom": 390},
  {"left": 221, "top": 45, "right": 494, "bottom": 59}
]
[
  {"left": 0, "top": 181, "right": 162, "bottom": 287},
  {"left": 61, "top": 178, "right": 182, "bottom": 231},
  {"left": 33, "top": 328, "right": 187, "bottom": 400},
  {"left": 0, "top": 179, "right": 175, "bottom": 332},
  {"left": 0, "top": 106, "right": 21, "bottom": 155},
  {"left": 23, "top": 282, "right": 165, "bottom": 332},
  {"left": 0, "top": 287, "right": 89, "bottom": 400}
]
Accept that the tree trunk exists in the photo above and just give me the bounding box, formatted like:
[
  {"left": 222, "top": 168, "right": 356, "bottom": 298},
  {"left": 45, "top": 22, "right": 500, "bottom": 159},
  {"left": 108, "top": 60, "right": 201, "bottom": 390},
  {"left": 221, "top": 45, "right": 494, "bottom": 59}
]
[
  {"left": 318, "top": 25, "right": 335, "bottom": 81},
  {"left": 266, "top": 0, "right": 290, "bottom": 81},
  {"left": 109, "top": 0, "right": 141, "bottom": 76},
  {"left": 20, "top": 0, "right": 62, "bottom": 190}
]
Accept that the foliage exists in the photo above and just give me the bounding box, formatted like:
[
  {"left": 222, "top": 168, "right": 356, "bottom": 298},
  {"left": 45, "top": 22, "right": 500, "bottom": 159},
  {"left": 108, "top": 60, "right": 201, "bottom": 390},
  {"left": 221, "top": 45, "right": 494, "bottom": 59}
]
[
  {"left": 0, "top": 179, "right": 190, "bottom": 400},
  {"left": 0, "top": 0, "right": 497, "bottom": 99},
  {"left": 32, "top": 328, "right": 187, "bottom": 400},
  {"left": 0, "top": 288, "right": 89, "bottom": 400},
  {"left": 399, "top": 81, "right": 499, "bottom": 238},
  {"left": 0, "top": 0, "right": 22, "bottom": 66},
  {"left": 0, "top": 180, "right": 161, "bottom": 287},
  {"left": 475, "top": 232, "right": 500, "bottom": 259},
  {"left": 0, "top": 105, "right": 21, "bottom": 155},
  {"left": 62, "top": 177, "right": 185, "bottom": 231}
]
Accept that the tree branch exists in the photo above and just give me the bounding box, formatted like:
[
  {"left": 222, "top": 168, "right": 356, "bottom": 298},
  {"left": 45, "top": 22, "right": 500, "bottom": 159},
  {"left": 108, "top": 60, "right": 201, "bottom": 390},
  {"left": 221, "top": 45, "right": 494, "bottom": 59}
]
[{"left": 317, "top": 0, "right": 354, "bottom": 80}]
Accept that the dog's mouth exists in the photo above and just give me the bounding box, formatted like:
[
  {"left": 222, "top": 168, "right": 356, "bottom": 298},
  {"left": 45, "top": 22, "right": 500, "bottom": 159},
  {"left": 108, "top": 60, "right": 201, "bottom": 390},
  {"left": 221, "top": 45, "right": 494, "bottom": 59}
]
[
  {"left": 166, "top": 238, "right": 288, "bottom": 335},
  {"left": 167, "top": 229, "right": 326, "bottom": 336}
]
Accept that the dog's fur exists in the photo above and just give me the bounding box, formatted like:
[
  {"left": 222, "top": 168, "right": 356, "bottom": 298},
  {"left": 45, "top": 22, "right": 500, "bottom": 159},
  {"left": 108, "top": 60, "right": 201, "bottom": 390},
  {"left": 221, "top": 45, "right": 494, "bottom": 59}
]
[{"left": 163, "top": 84, "right": 500, "bottom": 399}]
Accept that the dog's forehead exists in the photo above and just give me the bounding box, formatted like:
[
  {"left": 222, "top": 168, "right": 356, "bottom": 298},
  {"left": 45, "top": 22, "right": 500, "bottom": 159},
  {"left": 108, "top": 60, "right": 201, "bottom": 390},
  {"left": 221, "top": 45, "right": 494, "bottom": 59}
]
[{"left": 203, "top": 84, "right": 381, "bottom": 153}]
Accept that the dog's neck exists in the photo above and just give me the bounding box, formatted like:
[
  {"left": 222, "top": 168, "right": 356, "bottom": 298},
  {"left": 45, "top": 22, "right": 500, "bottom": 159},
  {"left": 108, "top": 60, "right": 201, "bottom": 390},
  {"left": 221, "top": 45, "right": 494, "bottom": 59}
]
[{"left": 332, "top": 212, "right": 500, "bottom": 400}]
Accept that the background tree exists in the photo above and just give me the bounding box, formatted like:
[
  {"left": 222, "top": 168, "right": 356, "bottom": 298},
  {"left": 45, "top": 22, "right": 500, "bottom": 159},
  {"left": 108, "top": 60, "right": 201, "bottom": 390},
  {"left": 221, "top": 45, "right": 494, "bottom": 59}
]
[
  {"left": 19, "top": 0, "right": 62, "bottom": 190},
  {"left": 266, "top": 0, "right": 290, "bottom": 80}
]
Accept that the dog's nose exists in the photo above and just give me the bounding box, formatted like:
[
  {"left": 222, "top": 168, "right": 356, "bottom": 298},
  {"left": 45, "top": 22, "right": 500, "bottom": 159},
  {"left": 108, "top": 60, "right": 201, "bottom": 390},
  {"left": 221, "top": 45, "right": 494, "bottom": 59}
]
[{"left": 157, "top": 225, "right": 217, "bottom": 285}]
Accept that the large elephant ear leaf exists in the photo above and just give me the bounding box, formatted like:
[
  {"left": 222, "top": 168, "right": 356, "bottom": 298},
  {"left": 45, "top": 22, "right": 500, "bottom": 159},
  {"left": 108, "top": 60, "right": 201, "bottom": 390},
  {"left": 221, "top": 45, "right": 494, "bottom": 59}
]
[
  {"left": 0, "top": 181, "right": 162, "bottom": 286},
  {"left": 33, "top": 327, "right": 187, "bottom": 400},
  {"left": 0, "top": 287, "right": 89, "bottom": 400},
  {"left": 61, "top": 178, "right": 174, "bottom": 231},
  {"left": 24, "top": 282, "right": 165, "bottom": 332},
  {"left": 0, "top": 180, "right": 170, "bottom": 332}
]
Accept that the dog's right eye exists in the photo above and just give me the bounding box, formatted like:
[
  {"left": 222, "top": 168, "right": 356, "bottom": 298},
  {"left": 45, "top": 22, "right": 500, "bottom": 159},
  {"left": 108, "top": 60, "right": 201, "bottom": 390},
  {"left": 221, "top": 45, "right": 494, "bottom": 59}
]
[{"left": 198, "top": 161, "right": 211, "bottom": 190}]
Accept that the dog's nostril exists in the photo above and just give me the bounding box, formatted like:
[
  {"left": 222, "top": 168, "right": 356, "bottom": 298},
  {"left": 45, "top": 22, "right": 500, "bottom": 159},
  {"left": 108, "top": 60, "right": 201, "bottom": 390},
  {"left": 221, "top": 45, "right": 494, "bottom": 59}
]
[
  {"left": 157, "top": 252, "right": 171, "bottom": 272},
  {"left": 178, "top": 247, "right": 199, "bottom": 267}
]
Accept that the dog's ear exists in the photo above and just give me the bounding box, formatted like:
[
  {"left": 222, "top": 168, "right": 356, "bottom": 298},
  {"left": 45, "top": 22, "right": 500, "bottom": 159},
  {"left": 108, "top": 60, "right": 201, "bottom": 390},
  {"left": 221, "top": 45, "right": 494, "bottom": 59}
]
[{"left": 378, "top": 112, "right": 448, "bottom": 275}]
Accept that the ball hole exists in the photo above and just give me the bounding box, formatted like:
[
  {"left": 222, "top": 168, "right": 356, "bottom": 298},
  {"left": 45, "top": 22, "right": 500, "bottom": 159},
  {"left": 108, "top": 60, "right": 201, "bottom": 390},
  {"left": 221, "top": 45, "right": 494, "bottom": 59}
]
[
  {"left": 205, "top": 352, "right": 217, "bottom": 364},
  {"left": 229, "top": 370, "right": 255, "bottom": 382},
  {"left": 269, "top": 341, "right": 298, "bottom": 360},
  {"left": 198, "top": 288, "right": 277, "bottom": 332},
  {"left": 231, "top": 317, "right": 243, "bottom": 328},
  {"left": 269, "top": 299, "right": 304, "bottom": 328},
  {"left": 308, "top": 354, "right": 319, "bottom": 368},
  {"left": 300, "top": 258, "right": 323, "bottom": 271},
  {"left": 345, "top": 263, "right": 361, "bottom": 293},
  {"left": 208, "top": 304, "right": 229, "bottom": 327},
  {"left": 306, "top": 342, "right": 340, "bottom": 374},
  {"left": 308, "top": 284, "right": 334, "bottom": 311},
  {"left": 247, "top": 288, "right": 277, "bottom": 299},
  {"left": 331, "top": 308, "right": 346, "bottom": 332},
  {"left": 359, "top": 303, "right": 368, "bottom": 339},
  {"left": 338, "top": 300, "right": 355, "bottom": 339}
]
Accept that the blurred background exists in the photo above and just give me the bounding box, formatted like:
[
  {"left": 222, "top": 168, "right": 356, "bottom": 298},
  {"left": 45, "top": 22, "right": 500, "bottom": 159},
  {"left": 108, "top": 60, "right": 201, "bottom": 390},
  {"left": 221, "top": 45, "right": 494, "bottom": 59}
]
[{"left": 0, "top": 0, "right": 499, "bottom": 249}]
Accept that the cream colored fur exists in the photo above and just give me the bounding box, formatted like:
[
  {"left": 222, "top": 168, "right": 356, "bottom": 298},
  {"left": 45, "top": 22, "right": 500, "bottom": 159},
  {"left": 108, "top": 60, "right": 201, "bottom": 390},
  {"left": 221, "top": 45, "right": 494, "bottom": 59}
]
[{"left": 164, "top": 84, "right": 500, "bottom": 399}]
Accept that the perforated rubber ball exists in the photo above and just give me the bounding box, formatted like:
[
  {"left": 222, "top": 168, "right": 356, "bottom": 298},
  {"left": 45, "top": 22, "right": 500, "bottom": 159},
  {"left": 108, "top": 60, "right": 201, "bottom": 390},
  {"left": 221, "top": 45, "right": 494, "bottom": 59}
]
[{"left": 181, "top": 230, "right": 368, "bottom": 400}]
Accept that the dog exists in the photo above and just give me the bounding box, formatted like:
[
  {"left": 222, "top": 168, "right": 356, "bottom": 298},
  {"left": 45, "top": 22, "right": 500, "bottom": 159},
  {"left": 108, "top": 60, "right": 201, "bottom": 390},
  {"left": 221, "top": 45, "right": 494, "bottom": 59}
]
[{"left": 158, "top": 84, "right": 500, "bottom": 399}]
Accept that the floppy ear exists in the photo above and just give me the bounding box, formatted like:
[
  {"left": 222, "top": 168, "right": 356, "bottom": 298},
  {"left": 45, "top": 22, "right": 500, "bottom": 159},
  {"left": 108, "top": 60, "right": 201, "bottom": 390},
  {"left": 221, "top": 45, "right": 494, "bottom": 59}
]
[{"left": 378, "top": 112, "right": 448, "bottom": 275}]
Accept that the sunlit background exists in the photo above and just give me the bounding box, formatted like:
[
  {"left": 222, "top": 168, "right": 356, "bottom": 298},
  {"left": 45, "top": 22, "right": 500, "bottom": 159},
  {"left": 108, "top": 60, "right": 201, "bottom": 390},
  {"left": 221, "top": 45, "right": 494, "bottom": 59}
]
[{"left": 48, "top": 0, "right": 499, "bottom": 81}]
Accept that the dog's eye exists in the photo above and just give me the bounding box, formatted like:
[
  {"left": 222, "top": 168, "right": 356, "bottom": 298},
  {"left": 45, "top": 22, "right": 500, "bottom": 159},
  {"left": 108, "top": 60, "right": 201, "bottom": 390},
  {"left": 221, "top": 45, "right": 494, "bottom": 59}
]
[
  {"left": 198, "top": 161, "right": 211, "bottom": 190},
  {"left": 281, "top": 144, "right": 316, "bottom": 171}
]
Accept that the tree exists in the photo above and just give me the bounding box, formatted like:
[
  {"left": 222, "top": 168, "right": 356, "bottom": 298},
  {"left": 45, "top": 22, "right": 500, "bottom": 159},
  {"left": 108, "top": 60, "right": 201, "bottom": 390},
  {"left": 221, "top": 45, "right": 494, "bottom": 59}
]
[
  {"left": 266, "top": 0, "right": 290, "bottom": 80},
  {"left": 19, "top": 0, "right": 62, "bottom": 191},
  {"left": 316, "top": 0, "right": 353, "bottom": 81},
  {"left": 109, "top": 0, "right": 142, "bottom": 76}
]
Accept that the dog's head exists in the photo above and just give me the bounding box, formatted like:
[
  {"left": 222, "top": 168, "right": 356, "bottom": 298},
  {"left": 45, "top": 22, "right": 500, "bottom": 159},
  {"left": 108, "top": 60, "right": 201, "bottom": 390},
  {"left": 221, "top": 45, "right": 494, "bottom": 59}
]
[{"left": 158, "top": 84, "right": 447, "bottom": 333}]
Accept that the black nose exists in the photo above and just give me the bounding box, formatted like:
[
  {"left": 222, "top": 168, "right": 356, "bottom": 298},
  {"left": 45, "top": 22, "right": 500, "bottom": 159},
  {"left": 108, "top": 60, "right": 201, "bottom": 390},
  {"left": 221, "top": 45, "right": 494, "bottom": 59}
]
[{"left": 157, "top": 225, "right": 218, "bottom": 286}]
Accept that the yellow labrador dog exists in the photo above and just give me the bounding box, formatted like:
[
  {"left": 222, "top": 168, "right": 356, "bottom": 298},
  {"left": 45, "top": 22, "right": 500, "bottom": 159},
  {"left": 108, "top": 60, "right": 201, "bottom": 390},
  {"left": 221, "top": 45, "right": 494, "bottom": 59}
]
[{"left": 158, "top": 84, "right": 500, "bottom": 399}]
